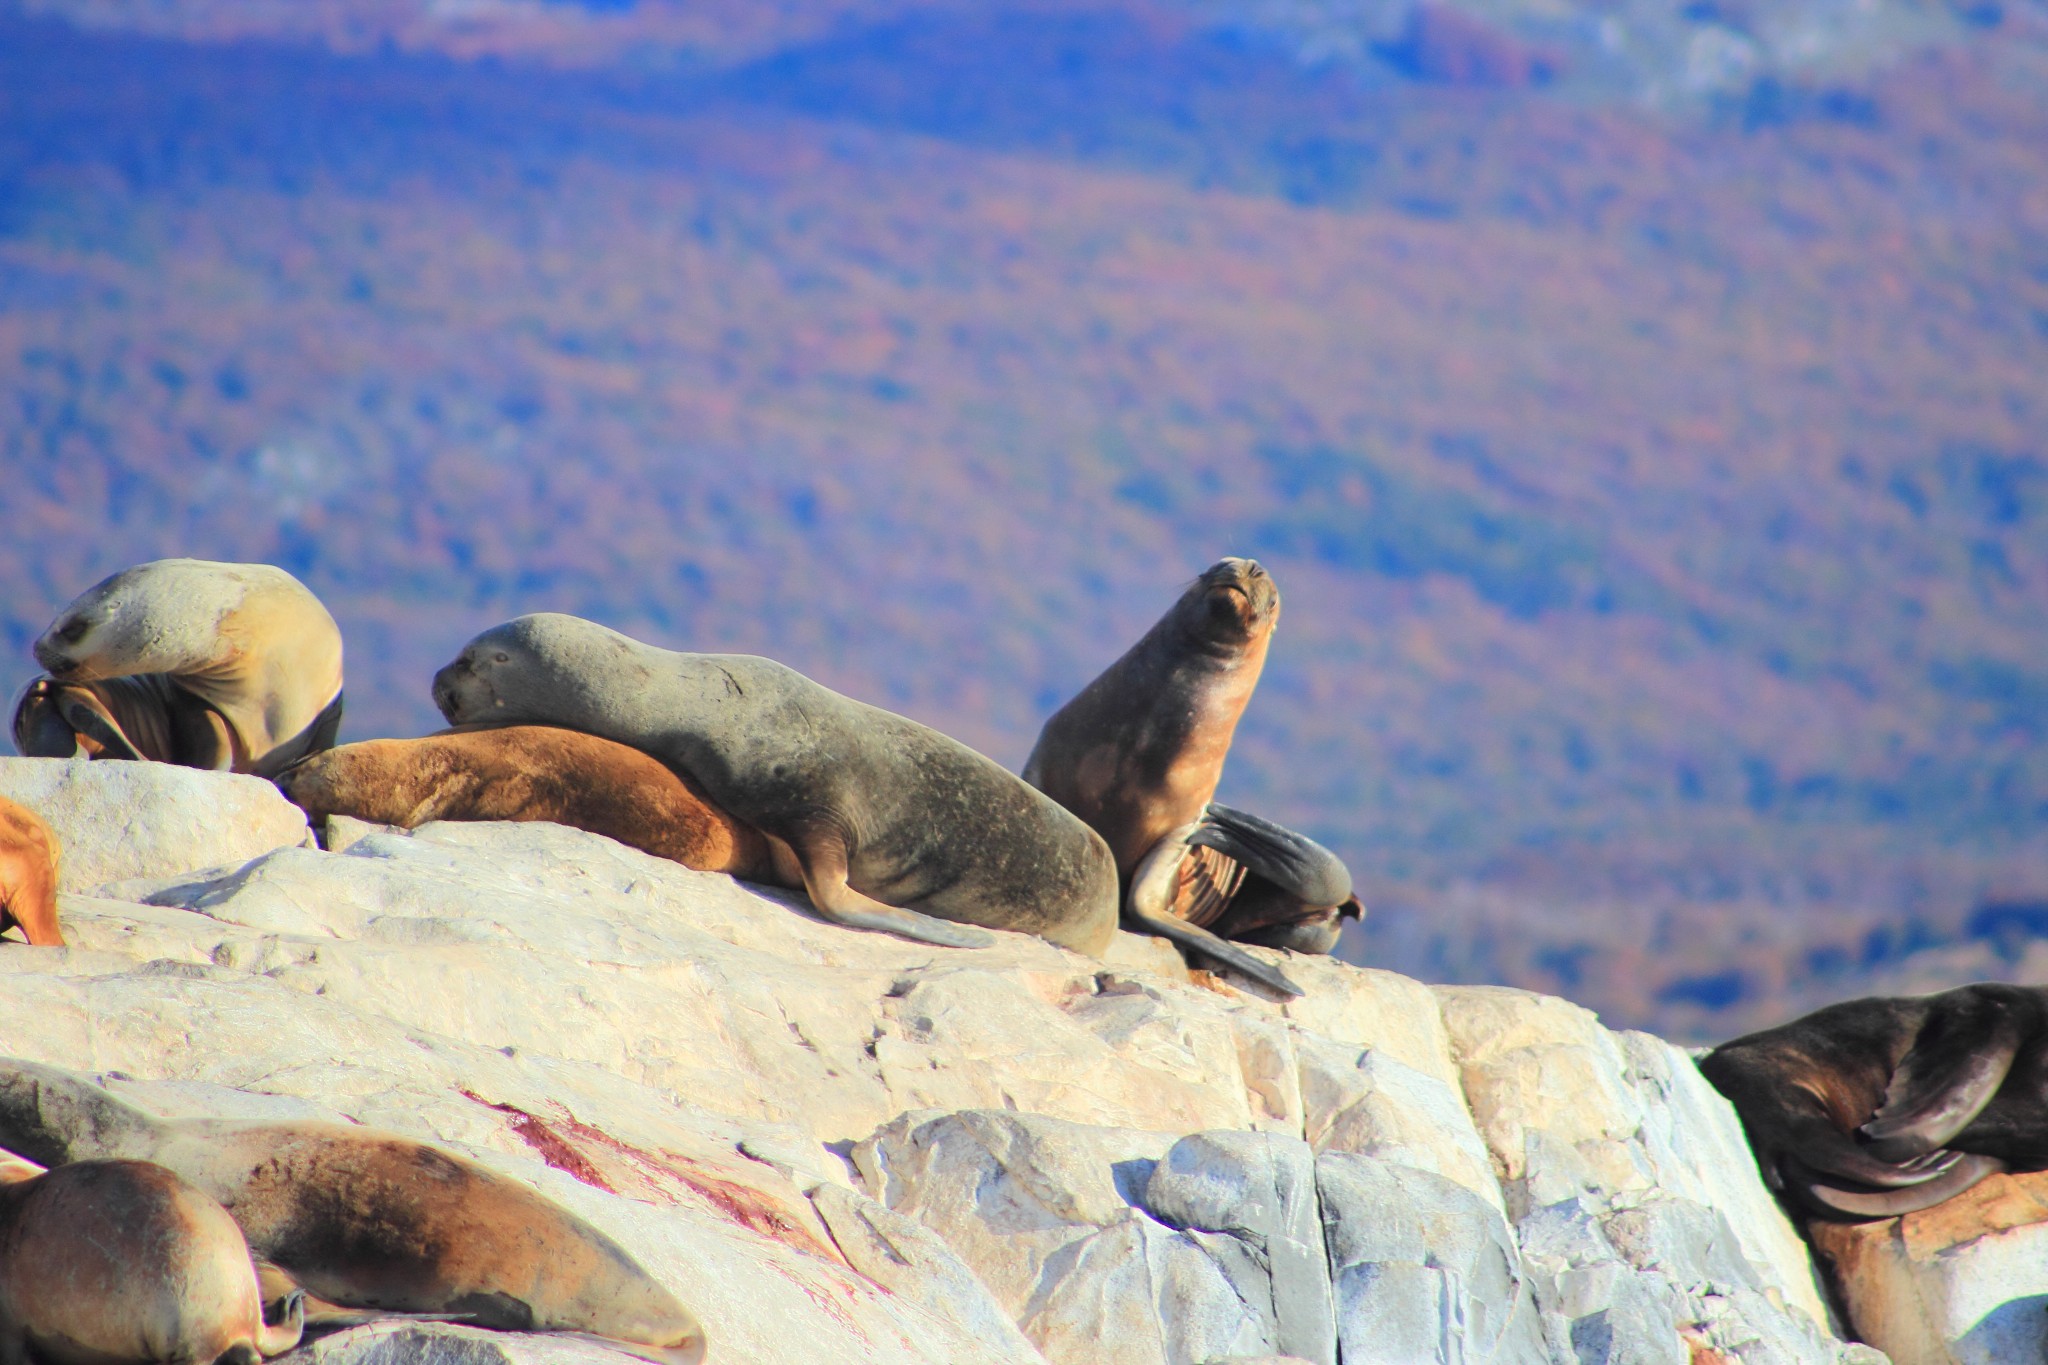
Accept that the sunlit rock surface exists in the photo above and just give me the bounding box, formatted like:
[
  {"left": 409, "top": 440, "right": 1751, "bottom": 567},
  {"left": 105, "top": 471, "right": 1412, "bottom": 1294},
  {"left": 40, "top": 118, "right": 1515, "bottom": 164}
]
[
  {"left": 0, "top": 761, "right": 1876, "bottom": 1364},
  {"left": 1808, "top": 1170, "right": 2048, "bottom": 1365}
]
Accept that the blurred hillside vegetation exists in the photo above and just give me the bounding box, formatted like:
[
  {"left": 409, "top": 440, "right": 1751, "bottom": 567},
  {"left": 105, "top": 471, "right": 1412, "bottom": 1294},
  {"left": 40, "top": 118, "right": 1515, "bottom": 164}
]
[{"left": 2, "top": 0, "right": 2045, "bottom": 1040}]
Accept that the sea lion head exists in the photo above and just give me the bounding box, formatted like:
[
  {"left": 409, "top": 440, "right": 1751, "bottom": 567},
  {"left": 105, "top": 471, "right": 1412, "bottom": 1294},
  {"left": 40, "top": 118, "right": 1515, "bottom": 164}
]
[
  {"left": 1176, "top": 557, "right": 1279, "bottom": 651},
  {"left": 433, "top": 614, "right": 639, "bottom": 728},
  {"left": 32, "top": 559, "right": 271, "bottom": 682}
]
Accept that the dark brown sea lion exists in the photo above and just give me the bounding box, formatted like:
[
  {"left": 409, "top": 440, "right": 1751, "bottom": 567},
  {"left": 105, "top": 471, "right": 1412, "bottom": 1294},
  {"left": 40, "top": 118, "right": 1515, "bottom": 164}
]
[
  {"left": 0, "top": 1059, "right": 705, "bottom": 1365},
  {"left": 1023, "top": 560, "right": 1357, "bottom": 989},
  {"left": 276, "top": 725, "right": 800, "bottom": 885},
  {"left": 0, "top": 797, "right": 62, "bottom": 948},
  {"left": 0, "top": 1153, "right": 305, "bottom": 1365},
  {"left": 13, "top": 560, "right": 344, "bottom": 779},
  {"left": 1699, "top": 983, "right": 2048, "bottom": 1221},
  {"left": 430, "top": 613, "right": 1121, "bottom": 962}
]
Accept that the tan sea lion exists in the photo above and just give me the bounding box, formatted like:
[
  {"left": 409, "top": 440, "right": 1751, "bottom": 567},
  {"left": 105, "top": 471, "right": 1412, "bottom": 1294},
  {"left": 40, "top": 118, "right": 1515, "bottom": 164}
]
[
  {"left": 0, "top": 1153, "right": 305, "bottom": 1365},
  {"left": 277, "top": 725, "right": 800, "bottom": 884},
  {"left": 1024, "top": 560, "right": 1358, "bottom": 983},
  {"left": 0, "top": 797, "right": 62, "bottom": 947},
  {"left": 1699, "top": 983, "right": 2048, "bottom": 1221},
  {"left": 13, "top": 560, "right": 344, "bottom": 779},
  {"left": 0, "top": 1059, "right": 705, "bottom": 1365},
  {"left": 1025, "top": 558, "right": 1280, "bottom": 875}
]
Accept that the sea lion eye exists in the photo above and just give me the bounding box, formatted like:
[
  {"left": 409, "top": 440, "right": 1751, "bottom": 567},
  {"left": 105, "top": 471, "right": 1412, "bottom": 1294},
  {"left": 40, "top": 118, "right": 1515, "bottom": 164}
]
[
  {"left": 494, "top": 652, "right": 510, "bottom": 664},
  {"left": 53, "top": 617, "right": 89, "bottom": 645}
]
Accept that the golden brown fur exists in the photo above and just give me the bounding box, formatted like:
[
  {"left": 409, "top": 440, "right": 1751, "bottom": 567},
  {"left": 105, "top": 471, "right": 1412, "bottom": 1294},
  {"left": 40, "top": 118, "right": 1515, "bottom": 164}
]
[
  {"left": 0, "top": 1157, "right": 303, "bottom": 1365},
  {"left": 1024, "top": 558, "right": 1278, "bottom": 876},
  {"left": 277, "top": 725, "right": 798, "bottom": 885},
  {"left": 0, "top": 797, "right": 62, "bottom": 948}
]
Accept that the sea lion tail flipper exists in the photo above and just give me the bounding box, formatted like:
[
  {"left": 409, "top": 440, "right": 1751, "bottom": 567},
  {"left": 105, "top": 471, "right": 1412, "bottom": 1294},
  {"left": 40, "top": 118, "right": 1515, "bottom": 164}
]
[
  {"left": 796, "top": 847, "right": 996, "bottom": 950},
  {"left": 1122, "top": 902, "right": 1306, "bottom": 998},
  {"left": 254, "top": 1290, "right": 306, "bottom": 1358},
  {"left": 1190, "top": 804, "right": 1354, "bottom": 909},
  {"left": 1790, "top": 1151, "right": 2006, "bottom": 1220},
  {"left": 1861, "top": 989, "right": 2024, "bottom": 1161}
]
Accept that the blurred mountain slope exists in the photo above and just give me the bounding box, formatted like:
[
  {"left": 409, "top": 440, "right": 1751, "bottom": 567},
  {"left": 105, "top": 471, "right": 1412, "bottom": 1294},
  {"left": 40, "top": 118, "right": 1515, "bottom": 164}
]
[{"left": 0, "top": 8, "right": 2044, "bottom": 1038}]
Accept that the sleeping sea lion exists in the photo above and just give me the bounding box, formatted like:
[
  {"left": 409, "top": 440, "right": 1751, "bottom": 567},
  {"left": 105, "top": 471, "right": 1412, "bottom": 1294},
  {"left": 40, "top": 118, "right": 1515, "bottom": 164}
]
[
  {"left": 13, "top": 560, "right": 344, "bottom": 779},
  {"left": 0, "top": 797, "right": 62, "bottom": 947},
  {"left": 1024, "top": 560, "right": 1358, "bottom": 983},
  {"left": 0, "top": 1058, "right": 705, "bottom": 1365},
  {"left": 1699, "top": 983, "right": 2048, "bottom": 1220},
  {"left": 0, "top": 1152, "right": 305, "bottom": 1365},
  {"left": 428, "top": 613, "right": 1120, "bottom": 960},
  {"left": 277, "top": 725, "right": 799, "bottom": 885}
]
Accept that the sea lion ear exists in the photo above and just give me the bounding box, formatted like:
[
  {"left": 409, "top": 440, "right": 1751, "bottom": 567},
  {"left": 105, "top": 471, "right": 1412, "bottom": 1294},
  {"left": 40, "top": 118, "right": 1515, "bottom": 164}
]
[
  {"left": 1190, "top": 804, "right": 1354, "bottom": 910},
  {"left": 1860, "top": 987, "right": 2025, "bottom": 1161}
]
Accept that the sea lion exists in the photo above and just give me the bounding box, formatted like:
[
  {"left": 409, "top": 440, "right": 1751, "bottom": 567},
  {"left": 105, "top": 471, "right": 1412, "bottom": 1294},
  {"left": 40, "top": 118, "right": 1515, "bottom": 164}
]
[
  {"left": 1699, "top": 983, "right": 2048, "bottom": 1221},
  {"left": 277, "top": 725, "right": 799, "bottom": 884},
  {"left": 0, "top": 1058, "right": 706, "bottom": 1365},
  {"left": 0, "top": 797, "right": 62, "bottom": 947},
  {"left": 0, "top": 1153, "right": 305, "bottom": 1365},
  {"left": 1025, "top": 558, "right": 1280, "bottom": 875},
  {"left": 1129, "top": 805, "right": 1362, "bottom": 957},
  {"left": 13, "top": 560, "right": 344, "bottom": 779},
  {"left": 429, "top": 612, "right": 1121, "bottom": 961},
  {"left": 1023, "top": 560, "right": 1357, "bottom": 984}
]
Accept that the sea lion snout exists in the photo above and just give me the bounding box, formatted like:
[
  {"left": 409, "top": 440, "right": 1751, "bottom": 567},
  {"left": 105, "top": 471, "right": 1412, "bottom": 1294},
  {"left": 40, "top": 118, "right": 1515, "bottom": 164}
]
[{"left": 1194, "top": 557, "right": 1279, "bottom": 638}]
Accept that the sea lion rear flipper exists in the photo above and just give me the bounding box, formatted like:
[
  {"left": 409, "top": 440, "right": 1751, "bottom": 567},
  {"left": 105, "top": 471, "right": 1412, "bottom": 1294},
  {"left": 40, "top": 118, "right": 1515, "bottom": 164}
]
[
  {"left": 1791, "top": 1151, "right": 2006, "bottom": 1220},
  {"left": 11, "top": 680, "right": 79, "bottom": 759},
  {"left": 1189, "top": 804, "right": 1354, "bottom": 910},
  {"left": 255, "top": 1290, "right": 306, "bottom": 1357},
  {"left": 1861, "top": 990, "right": 2024, "bottom": 1161},
  {"left": 796, "top": 843, "right": 997, "bottom": 951}
]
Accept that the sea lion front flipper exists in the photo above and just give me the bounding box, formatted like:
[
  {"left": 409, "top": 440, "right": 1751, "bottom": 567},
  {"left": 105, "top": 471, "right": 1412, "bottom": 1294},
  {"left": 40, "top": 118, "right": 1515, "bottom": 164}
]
[
  {"left": 1791, "top": 1151, "right": 2007, "bottom": 1220},
  {"left": 1861, "top": 990, "right": 2024, "bottom": 1161},
  {"left": 1189, "top": 804, "right": 1354, "bottom": 910},
  {"left": 55, "top": 690, "right": 143, "bottom": 761},
  {"left": 796, "top": 841, "right": 997, "bottom": 950},
  {"left": 11, "top": 680, "right": 79, "bottom": 759}
]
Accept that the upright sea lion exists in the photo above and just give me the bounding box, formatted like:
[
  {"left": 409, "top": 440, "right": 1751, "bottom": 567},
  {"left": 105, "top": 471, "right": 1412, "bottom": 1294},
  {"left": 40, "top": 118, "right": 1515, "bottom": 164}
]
[
  {"left": 13, "top": 560, "right": 344, "bottom": 779},
  {"left": 430, "top": 613, "right": 1120, "bottom": 959},
  {"left": 1700, "top": 983, "right": 2048, "bottom": 1221},
  {"left": 1026, "top": 558, "right": 1280, "bottom": 874},
  {"left": 1024, "top": 560, "right": 1358, "bottom": 983},
  {"left": 0, "top": 797, "right": 62, "bottom": 947},
  {"left": 0, "top": 1153, "right": 305, "bottom": 1365},
  {"left": 277, "top": 725, "right": 799, "bottom": 885},
  {"left": 0, "top": 1058, "right": 705, "bottom": 1365}
]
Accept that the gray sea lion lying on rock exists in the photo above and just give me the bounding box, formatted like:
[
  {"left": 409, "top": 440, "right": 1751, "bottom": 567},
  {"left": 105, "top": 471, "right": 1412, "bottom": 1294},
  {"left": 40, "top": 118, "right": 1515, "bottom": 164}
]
[
  {"left": 0, "top": 1150, "right": 305, "bottom": 1365},
  {"left": 13, "top": 560, "right": 344, "bottom": 779},
  {"left": 1700, "top": 983, "right": 2048, "bottom": 1219},
  {"left": 0, "top": 1059, "right": 705, "bottom": 1364}
]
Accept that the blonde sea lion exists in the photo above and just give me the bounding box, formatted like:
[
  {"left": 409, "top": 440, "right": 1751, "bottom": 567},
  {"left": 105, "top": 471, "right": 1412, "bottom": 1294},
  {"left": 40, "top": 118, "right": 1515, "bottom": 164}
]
[
  {"left": 13, "top": 560, "right": 344, "bottom": 779},
  {"left": 0, "top": 797, "right": 62, "bottom": 947},
  {"left": 1024, "top": 560, "right": 1357, "bottom": 989},
  {"left": 0, "top": 1059, "right": 705, "bottom": 1365},
  {"left": 1699, "top": 983, "right": 2048, "bottom": 1220},
  {"left": 430, "top": 612, "right": 1123, "bottom": 961},
  {"left": 277, "top": 725, "right": 801, "bottom": 884},
  {"left": 0, "top": 1153, "right": 305, "bottom": 1365}
]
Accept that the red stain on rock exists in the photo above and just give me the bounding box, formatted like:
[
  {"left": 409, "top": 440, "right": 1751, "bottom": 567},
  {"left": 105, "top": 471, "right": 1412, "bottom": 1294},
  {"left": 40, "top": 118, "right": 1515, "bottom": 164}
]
[{"left": 459, "top": 1089, "right": 617, "bottom": 1192}]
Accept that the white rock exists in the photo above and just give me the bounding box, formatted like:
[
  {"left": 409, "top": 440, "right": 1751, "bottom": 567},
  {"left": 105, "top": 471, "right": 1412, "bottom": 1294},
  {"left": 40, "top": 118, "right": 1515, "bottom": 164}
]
[
  {"left": 0, "top": 817, "right": 1878, "bottom": 1365},
  {"left": 0, "top": 757, "right": 309, "bottom": 891}
]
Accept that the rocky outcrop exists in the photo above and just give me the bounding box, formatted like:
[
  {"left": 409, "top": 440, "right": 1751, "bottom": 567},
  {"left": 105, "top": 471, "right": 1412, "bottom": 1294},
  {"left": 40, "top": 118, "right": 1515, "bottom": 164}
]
[{"left": 0, "top": 759, "right": 1878, "bottom": 1363}]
